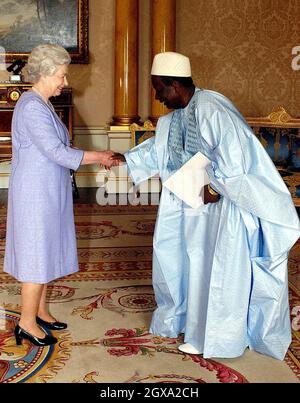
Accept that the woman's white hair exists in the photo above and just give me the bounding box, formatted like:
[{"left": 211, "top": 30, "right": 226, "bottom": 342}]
[{"left": 27, "top": 44, "right": 71, "bottom": 83}]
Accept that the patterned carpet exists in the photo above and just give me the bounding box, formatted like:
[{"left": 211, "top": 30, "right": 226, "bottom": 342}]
[{"left": 0, "top": 202, "right": 299, "bottom": 383}]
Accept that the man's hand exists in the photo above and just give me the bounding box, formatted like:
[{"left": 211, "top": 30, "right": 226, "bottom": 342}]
[
  {"left": 203, "top": 184, "right": 220, "bottom": 204},
  {"left": 99, "top": 151, "right": 127, "bottom": 169},
  {"left": 99, "top": 151, "right": 119, "bottom": 169},
  {"left": 109, "top": 152, "right": 126, "bottom": 164}
]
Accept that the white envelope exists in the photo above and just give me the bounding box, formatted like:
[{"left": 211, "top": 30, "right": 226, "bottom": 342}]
[{"left": 163, "top": 152, "right": 211, "bottom": 208}]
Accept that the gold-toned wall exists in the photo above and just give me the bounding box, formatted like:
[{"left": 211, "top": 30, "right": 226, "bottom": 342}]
[
  {"left": 3, "top": 0, "right": 296, "bottom": 127},
  {"left": 68, "top": 0, "right": 115, "bottom": 127},
  {"left": 79, "top": 0, "right": 299, "bottom": 124},
  {"left": 69, "top": 0, "right": 151, "bottom": 127},
  {"left": 176, "top": 0, "right": 300, "bottom": 117},
  {"left": 70, "top": 0, "right": 151, "bottom": 127},
  {"left": 139, "top": 0, "right": 151, "bottom": 122}
]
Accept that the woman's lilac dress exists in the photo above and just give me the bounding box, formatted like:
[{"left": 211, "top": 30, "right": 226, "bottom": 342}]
[{"left": 4, "top": 91, "right": 84, "bottom": 283}]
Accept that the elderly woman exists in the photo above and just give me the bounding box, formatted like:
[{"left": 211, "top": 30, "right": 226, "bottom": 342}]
[{"left": 4, "top": 44, "right": 116, "bottom": 346}]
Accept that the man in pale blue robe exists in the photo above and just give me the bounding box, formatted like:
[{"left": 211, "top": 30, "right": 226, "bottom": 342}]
[{"left": 112, "top": 52, "right": 300, "bottom": 360}]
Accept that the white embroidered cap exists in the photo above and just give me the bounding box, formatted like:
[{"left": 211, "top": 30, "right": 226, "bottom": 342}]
[{"left": 151, "top": 52, "right": 191, "bottom": 77}]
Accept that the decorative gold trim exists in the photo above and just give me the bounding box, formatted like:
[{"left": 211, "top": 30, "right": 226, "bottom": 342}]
[
  {"left": 268, "top": 107, "right": 292, "bottom": 124},
  {"left": 130, "top": 120, "right": 155, "bottom": 132},
  {"left": 246, "top": 107, "right": 300, "bottom": 129},
  {"left": 76, "top": 0, "right": 89, "bottom": 64},
  {"left": 130, "top": 120, "right": 156, "bottom": 147},
  {"left": 0, "top": 83, "right": 31, "bottom": 88}
]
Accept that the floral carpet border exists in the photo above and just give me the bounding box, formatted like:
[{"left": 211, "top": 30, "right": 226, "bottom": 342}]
[{"left": 286, "top": 284, "right": 300, "bottom": 380}]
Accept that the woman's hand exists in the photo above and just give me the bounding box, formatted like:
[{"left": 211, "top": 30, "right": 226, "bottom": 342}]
[
  {"left": 80, "top": 150, "right": 125, "bottom": 169},
  {"left": 99, "top": 151, "right": 116, "bottom": 169},
  {"left": 99, "top": 151, "right": 126, "bottom": 169}
]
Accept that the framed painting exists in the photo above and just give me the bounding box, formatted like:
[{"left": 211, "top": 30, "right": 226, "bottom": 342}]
[{"left": 0, "top": 0, "right": 89, "bottom": 64}]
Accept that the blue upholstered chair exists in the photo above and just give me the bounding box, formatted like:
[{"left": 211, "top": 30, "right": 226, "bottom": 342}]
[{"left": 247, "top": 107, "right": 300, "bottom": 207}]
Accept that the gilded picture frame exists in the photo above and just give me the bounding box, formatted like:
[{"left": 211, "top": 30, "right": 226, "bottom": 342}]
[
  {"left": 0, "top": 0, "right": 89, "bottom": 64},
  {"left": 130, "top": 120, "right": 156, "bottom": 148}
]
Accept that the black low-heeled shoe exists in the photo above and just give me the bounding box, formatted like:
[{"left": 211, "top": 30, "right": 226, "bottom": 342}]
[
  {"left": 14, "top": 325, "right": 57, "bottom": 346},
  {"left": 36, "top": 316, "right": 67, "bottom": 330}
]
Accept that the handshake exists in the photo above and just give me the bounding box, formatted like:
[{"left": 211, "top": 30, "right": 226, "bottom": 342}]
[{"left": 99, "top": 151, "right": 126, "bottom": 169}]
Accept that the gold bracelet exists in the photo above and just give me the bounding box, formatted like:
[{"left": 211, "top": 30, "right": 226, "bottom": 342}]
[{"left": 207, "top": 184, "right": 219, "bottom": 196}]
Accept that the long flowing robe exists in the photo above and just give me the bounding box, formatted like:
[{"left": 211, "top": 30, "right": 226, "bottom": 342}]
[{"left": 125, "top": 89, "right": 300, "bottom": 360}]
